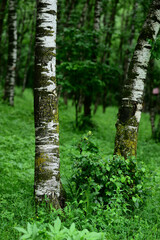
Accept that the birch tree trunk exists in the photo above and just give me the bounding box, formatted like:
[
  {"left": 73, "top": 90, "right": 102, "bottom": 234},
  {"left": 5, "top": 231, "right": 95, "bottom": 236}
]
[
  {"left": 3, "top": 0, "right": 17, "bottom": 106},
  {"left": 34, "top": 0, "right": 62, "bottom": 208},
  {"left": 114, "top": 0, "right": 160, "bottom": 158}
]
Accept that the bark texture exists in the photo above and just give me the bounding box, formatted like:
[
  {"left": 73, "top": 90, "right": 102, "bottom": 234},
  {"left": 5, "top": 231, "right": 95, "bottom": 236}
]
[
  {"left": 3, "top": 0, "right": 17, "bottom": 106},
  {"left": 114, "top": 0, "right": 160, "bottom": 158},
  {"left": 34, "top": 0, "right": 62, "bottom": 207}
]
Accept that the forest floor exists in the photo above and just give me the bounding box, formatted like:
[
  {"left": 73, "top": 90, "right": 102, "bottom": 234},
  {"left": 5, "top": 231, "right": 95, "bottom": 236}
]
[{"left": 0, "top": 88, "right": 160, "bottom": 239}]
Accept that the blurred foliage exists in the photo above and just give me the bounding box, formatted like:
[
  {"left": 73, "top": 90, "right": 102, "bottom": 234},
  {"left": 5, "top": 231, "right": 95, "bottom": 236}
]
[
  {"left": 56, "top": 0, "right": 160, "bottom": 124},
  {"left": 0, "top": 0, "right": 160, "bottom": 126}
]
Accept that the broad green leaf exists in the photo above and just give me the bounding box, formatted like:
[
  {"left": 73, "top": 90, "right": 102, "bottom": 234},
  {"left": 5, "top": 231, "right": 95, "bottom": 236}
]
[
  {"left": 54, "top": 217, "right": 61, "bottom": 233},
  {"left": 20, "top": 233, "right": 32, "bottom": 240},
  {"left": 32, "top": 223, "right": 39, "bottom": 239},
  {"left": 14, "top": 227, "right": 27, "bottom": 234},
  {"left": 27, "top": 222, "right": 32, "bottom": 234},
  {"left": 49, "top": 223, "right": 55, "bottom": 233},
  {"left": 69, "top": 223, "right": 75, "bottom": 233}
]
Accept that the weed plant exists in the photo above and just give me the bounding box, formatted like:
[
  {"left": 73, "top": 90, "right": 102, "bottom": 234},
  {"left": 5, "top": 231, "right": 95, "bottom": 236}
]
[{"left": 0, "top": 87, "right": 160, "bottom": 239}]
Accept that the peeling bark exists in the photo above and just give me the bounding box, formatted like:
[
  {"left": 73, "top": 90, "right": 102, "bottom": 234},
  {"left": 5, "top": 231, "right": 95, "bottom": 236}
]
[
  {"left": 34, "top": 0, "right": 63, "bottom": 208},
  {"left": 3, "top": 0, "right": 17, "bottom": 106},
  {"left": 114, "top": 0, "right": 160, "bottom": 158}
]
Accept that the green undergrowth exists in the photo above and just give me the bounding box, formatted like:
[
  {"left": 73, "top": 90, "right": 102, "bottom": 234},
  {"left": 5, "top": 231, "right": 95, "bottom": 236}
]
[{"left": 0, "top": 87, "right": 160, "bottom": 239}]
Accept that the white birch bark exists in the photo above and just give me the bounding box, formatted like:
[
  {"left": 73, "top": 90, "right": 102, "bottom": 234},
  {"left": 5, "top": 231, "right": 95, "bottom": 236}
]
[
  {"left": 94, "top": 0, "right": 101, "bottom": 35},
  {"left": 34, "top": 0, "right": 62, "bottom": 207},
  {"left": 4, "top": 0, "right": 17, "bottom": 106},
  {"left": 114, "top": 0, "right": 160, "bottom": 158}
]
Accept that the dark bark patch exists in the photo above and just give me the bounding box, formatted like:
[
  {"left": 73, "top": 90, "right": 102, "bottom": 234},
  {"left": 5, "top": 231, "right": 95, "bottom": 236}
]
[{"left": 118, "top": 104, "right": 136, "bottom": 124}]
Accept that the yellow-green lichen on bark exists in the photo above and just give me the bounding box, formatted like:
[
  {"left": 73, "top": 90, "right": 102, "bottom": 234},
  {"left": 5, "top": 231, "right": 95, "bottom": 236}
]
[
  {"left": 114, "top": 118, "right": 138, "bottom": 159},
  {"left": 35, "top": 153, "right": 47, "bottom": 169}
]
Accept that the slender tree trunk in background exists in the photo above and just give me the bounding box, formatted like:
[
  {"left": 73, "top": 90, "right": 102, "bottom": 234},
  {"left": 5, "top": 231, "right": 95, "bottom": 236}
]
[
  {"left": 119, "top": 8, "right": 126, "bottom": 64},
  {"left": 102, "top": 88, "right": 107, "bottom": 113},
  {"left": 34, "top": 0, "right": 63, "bottom": 208},
  {"left": 120, "top": 11, "right": 129, "bottom": 76},
  {"left": 3, "top": 0, "right": 17, "bottom": 106},
  {"left": 102, "top": 0, "right": 119, "bottom": 113},
  {"left": 75, "top": 97, "right": 79, "bottom": 127},
  {"left": 22, "top": 34, "right": 33, "bottom": 92},
  {"left": 63, "top": 92, "right": 68, "bottom": 105},
  {"left": 0, "top": 0, "right": 7, "bottom": 84},
  {"left": 86, "top": 0, "right": 94, "bottom": 28},
  {"left": 65, "top": 0, "right": 77, "bottom": 24},
  {"left": 57, "top": 85, "right": 62, "bottom": 104},
  {"left": 84, "top": 95, "right": 92, "bottom": 117},
  {"left": 93, "top": 0, "right": 101, "bottom": 44},
  {"left": 93, "top": 1, "right": 109, "bottom": 115},
  {"left": 150, "top": 103, "right": 156, "bottom": 135},
  {"left": 102, "top": 0, "right": 119, "bottom": 64},
  {"left": 93, "top": 95, "right": 100, "bottom": 114},
  {"left": 0, "top": 0, "right": 7, "bottom": 44},
  {"left": 84, "top": 0, "right": 101, "bottom": 118},
  {"left": 78, "top": 92, "right": 83, "bottom": 112},
  {"left": 78, "top": 0, "right": 88, "bottom": 28},
  {"left": 114, "top": 0, "right": 160, "bottom": 158},
  {"left": 22, "top": 11, "right": 36, "bottom": 93},
  {"left": 148, "top": 60, "right": 156, "bottom": 135},
  {"left": 16, "top": 10, "right": 26, "bottom": 86},
  {"left": 123, "top": 0, "right": 138, "bottom": 81}
]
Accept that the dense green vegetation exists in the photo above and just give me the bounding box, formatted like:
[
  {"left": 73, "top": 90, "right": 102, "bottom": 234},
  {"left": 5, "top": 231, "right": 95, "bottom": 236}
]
[
  {"left": 1, "top": 1, "right": 160, "bottom": 238},
  {"left": 1, "top": 88, "right": 160, "bottom": 239}
]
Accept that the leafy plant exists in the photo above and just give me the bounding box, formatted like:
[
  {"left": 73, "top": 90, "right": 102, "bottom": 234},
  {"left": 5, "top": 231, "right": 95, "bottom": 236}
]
[
  {"left": 15, "top": 217, "right": 105, "bottom": 240},
  {"left": 15, "top": 223, "right": 39, "bottom": 240},
  {"left": 71, "top": 133, "right": 146, "bottom": 211}
]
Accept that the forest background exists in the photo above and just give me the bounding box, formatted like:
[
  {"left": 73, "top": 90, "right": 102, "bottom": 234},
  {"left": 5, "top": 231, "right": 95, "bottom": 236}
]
[{"left": 1, "top": 0, "right": 160, "bottom": 239}]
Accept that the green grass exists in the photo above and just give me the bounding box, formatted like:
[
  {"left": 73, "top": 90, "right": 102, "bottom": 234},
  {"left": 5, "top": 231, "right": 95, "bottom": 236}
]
[{"left": 0, "top": 88, "right": 160, "bottom": 239}]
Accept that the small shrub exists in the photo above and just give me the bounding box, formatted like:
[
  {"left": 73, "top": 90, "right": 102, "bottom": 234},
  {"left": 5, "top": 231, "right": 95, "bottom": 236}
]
[{"left": 71, "top": 132, "right": 146, "bottom": 211}]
